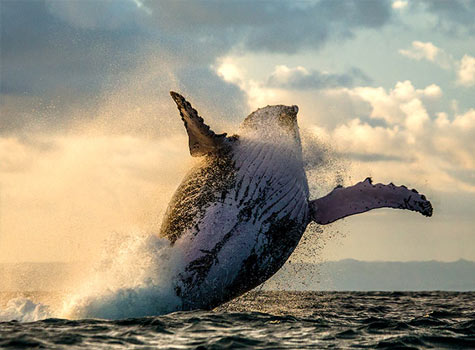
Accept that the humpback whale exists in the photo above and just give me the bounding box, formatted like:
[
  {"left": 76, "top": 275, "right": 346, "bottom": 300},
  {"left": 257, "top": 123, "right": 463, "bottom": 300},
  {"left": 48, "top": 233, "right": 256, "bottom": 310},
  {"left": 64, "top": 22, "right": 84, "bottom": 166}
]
[{"left": 162, "top": 92, "right": 432, "bottom": 311}]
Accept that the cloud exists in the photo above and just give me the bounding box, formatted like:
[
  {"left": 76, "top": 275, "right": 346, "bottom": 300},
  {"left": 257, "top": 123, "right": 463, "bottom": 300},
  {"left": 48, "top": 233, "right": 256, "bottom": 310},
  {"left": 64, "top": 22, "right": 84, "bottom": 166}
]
[
  {"left": 229, "top": 69, "right": 472, "bottom": 191},
  {"left": 332, "top": 118, "right": 405, "bottom": 158},
  {"left": 340, "top": 152, "right": 407, "bottom": 162},
  {"left": 399, "top": 41, "right": 452, "bottom": 68},
  {"left": 399, "top": 41, "right": 440, "bottom": 61},
  {"left": 1, "top": 0, "right": 395, "bottom": 135},
  {"left": 415, "top": 0, "right": 475, "bottom": 35},
  {"left": 0, "top": 0, "right": 243, "bottom": 134},
  {"left": 399, "top": 42, "right": 475, "bottom": 89},
  {"left": 457, "top": 55, "right": 475, "bottom": 87},
  {"left": 392, "top": 0, "right": 408, "bottom": 10},
  {"left": 432, "top": 109, "right": 475, "bottom": 171},
  {"left": 213, "top": 60, "right": 373, "bottom": 129},
  {"left": 326, "top": 111, "right": 475, "bottom": 192},
  {"left": 0, "top": 0, "right": 147, "bottom": 107},
  {"left": 267, "top": 65, "right": 370, "bottom": 90},
  {"left": 143, "top": 0, "right": 393, "bottom": 53},
  {"left": 326, "top": 82, "right": 474, "bottom": 191},
  {"left": 452, "top": 108, "right": 475, "bottom": 129},
  {"left": 212, "top": 58, "right": 473, "bottom": 191},
  {"left": 422, "top": 84, "right": 443, "bottom": 98},
  {"left": 212, "top": 59, "right": 472, "bottom": 191},
  {"left": 348, "top": 80, "right": 442, "bottom": 126},
  {"left": 174, "top": 66, "right": 247, "bottom": 126},
  {"left": 45, "top": 0, "right": 148, "bottom": 30}
]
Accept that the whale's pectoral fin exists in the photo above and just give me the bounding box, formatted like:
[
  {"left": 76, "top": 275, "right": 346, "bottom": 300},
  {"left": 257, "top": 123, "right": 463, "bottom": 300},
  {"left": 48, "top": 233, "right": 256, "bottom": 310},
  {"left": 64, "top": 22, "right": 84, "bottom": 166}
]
[
  {"left": 170, "top": 91, "right": 228, "bottom": 157},
  {"left": 309, "top": 178, "right": 433, "bottom": 225}
]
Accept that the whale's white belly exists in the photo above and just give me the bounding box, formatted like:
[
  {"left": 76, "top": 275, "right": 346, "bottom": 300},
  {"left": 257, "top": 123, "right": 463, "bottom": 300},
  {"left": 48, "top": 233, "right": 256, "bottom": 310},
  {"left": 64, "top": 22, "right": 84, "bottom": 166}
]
[{"left": 172, "top": 138, "right": 309, "bottom": 308}]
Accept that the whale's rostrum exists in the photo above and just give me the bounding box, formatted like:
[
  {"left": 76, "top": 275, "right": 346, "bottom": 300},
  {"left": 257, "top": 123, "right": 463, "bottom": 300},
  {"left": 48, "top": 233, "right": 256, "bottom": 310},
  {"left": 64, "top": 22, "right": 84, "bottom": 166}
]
[{"left": 161, "top": 92, "right": 433, "bottom": 311}]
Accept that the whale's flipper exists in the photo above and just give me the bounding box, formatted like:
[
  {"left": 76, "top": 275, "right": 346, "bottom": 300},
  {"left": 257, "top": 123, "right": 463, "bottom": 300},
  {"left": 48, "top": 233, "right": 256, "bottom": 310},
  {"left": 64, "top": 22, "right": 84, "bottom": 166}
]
[
  {"left": 309, "top": 178, "right": 432, "bottom": 225},
  {"left": 170, "top": 91, "right": 228, "bottom": 157}
]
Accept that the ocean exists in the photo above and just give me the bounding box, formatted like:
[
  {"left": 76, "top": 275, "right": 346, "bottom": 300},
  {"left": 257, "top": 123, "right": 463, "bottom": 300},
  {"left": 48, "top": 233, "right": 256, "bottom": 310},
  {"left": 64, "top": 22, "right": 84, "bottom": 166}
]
[{"left": 1, "top": 291, "right": 474, "bottom": 349}]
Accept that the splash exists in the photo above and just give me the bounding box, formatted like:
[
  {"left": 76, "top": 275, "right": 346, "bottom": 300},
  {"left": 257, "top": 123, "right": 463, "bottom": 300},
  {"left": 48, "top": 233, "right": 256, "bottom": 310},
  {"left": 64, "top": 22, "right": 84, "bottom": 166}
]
[
  {"left": 0, "top": 298, "right": 51, "bottom": 322},
  {"left": 0, "top": 231, "right": 186, "bottom": 321},
  {"left": 263, "top": 129, "right": 349, "bottom": 290},
  {"left": 61, "top": 231, "right": 185, "bottom": 319}
]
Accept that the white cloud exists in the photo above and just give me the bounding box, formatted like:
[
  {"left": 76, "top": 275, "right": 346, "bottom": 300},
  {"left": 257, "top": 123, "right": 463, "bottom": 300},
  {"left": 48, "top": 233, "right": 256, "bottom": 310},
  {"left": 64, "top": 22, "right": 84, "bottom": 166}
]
[
  {"left": 399, "top": 43, "right": 475, "bottom": 87},
  {"left": 326, "top": 108, "right": 475, "bottom": 192},
  {"left": 452, "top": 108, "right": 475, "bottom": 129},
  {"left": 392, "top": 0, "right": 408, "bottom": 9},
  {"left": 457, "top": 54, "right": 475, "bottom": 87},
  {"left": 216, "top": 62, "right": 244, "bottom": 85},
  {"left": 214, "top": 59, "right": 284, "bottom": 110},
  {"left": 422, "top": 84, "right": 443, "bottom": 98},
  {"left": 349, "top": 80, "right": 442, "bottom": 126},
  {"left": 270, "top": 65, "right": 310, "bottom": 83},
  {"left": 432, "top": 108, "right": 475, "bottom": 170},
  {"left": 304, "top": 80, "right": 471, "bottom": 191},
  {"left": 326, "top": 84, "right": 475, "bottom": 191},
  {"left": 332, "top": 118, "right": 403, "bottom": 156},
  {"left": 399, "top": 41, "right": 452, "bottom": 69},
  {"left": 214, "top": 60, "right": 473, "bottom": 192},
  {"left": 400, "top": 98, "right": 429, "bottom": 132},
  {"left": 399, "top": 41, "right": 440, "bottom": 61}
]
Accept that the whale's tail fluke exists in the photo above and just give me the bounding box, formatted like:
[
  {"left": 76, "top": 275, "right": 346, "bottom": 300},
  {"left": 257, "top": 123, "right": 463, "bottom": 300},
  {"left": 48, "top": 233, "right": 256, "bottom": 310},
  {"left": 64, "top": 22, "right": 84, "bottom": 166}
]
[{"left": 309, "top": 178, "right": 433, "bottom": 225}]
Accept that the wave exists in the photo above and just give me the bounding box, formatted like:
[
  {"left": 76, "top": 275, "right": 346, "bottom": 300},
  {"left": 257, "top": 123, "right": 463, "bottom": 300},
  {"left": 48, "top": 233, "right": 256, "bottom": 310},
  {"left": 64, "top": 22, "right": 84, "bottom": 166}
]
[{"left": 1, "top": 292, "right": 474, "bottom": 349}]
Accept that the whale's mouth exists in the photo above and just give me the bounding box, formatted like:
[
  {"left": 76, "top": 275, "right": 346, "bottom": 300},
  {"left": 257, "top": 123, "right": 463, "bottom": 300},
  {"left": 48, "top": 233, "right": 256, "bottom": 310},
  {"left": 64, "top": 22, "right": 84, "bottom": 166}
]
[{"left": 282, "top": 105, "right": 298, "bottom": 120}]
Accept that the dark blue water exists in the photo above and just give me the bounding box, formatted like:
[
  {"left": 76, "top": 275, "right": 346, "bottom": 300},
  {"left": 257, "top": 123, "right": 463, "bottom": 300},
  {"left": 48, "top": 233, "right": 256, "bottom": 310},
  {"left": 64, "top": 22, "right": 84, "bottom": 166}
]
[{"left": 1, "top": 291, "right": 474, "bottom": 349}]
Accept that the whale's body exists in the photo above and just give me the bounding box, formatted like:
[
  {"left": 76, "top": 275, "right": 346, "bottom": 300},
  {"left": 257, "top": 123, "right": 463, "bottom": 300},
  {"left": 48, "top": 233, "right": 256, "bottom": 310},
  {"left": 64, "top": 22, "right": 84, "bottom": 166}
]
[
  {"left": 163, "top": 135, "right": 309, "bottom": 310},
  {"left": 161, "top": 92, "right": 433, "bottom": 311}
]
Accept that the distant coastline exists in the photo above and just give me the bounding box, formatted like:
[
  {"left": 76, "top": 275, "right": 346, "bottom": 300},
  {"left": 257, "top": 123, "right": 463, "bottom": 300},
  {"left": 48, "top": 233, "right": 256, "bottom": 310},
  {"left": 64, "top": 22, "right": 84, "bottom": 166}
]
[
  {"left": 1, "top": 260, "right": 474, "bottom": 292},
  {"left": 266, "top": 259, "right": 475, "bottom": 292}
]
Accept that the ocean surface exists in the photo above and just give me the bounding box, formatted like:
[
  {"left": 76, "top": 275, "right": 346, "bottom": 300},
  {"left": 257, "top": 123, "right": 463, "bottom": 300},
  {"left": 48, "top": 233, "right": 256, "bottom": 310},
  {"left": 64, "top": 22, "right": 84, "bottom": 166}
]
[{"left": 0, "top": 291, "right": 474, "bottom": 349}]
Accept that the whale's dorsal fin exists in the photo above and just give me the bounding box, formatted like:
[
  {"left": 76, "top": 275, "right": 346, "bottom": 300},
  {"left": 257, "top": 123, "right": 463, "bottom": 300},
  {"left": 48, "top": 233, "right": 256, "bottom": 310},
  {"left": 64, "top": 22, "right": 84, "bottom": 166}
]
[
  {"left": 170, "top": 91, "right": 228, "bottom": 157},
  {"left": 309, "top": 178, "right": 433, "bottom": 225}
]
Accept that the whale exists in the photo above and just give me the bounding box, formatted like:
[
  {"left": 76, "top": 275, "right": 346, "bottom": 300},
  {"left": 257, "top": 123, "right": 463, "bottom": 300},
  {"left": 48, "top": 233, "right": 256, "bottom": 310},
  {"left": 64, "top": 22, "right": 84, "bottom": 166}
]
[{"left": 161, "top": 92, "right": 433, "bottom": 311}]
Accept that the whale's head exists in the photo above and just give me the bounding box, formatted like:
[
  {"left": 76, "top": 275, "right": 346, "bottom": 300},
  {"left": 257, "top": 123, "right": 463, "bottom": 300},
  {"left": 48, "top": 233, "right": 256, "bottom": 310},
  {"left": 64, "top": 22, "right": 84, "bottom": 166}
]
[{"left": 239, "top": 105, "right": 301, "bottom": 143}]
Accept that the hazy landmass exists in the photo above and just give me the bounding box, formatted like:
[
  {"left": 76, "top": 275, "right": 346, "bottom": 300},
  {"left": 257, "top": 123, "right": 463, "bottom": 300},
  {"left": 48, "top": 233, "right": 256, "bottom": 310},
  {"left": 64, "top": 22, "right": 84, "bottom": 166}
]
[
  {"left": 267, "top": 259, "right": 475, "bottom": 291},
  {"left": 1, "top": 260, "right": 474, "bottom": 292}
]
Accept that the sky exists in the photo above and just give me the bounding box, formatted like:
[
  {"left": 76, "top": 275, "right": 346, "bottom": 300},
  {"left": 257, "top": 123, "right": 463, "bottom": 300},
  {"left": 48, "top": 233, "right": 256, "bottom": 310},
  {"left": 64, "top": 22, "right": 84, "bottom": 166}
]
[{"left": 0, "top": 0, "right": 474, "bottom": 264}]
